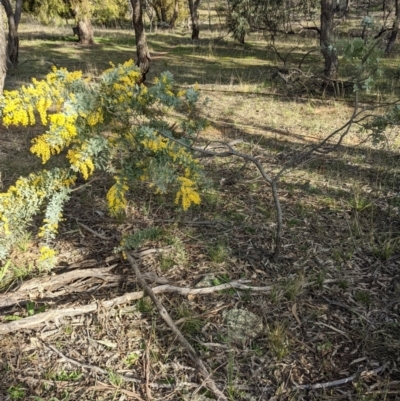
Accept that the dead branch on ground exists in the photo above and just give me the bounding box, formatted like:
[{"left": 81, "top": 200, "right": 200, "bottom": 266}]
[{"left": 0, "top": 279, "right": 276, "bottom": 335}]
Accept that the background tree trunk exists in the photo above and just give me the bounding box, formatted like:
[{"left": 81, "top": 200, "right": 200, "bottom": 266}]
[
  {"left": 0, "top": 6, "right": 7, "bottom": 93},
  {"left": 77, "top": 18, "right": 94, "bottom": 45},
  {"left": 131, "top": 0, "right": 151, "bottom": 82},
  {"left": 188, "top": 0, "right": 201, "bottom": 39},
  {"left": 386, "top": 0, "right": 399, "bottom": 55},
  {"left": 14, "top": 0, "right": 22, "bottom": 26},
  {"left": 2, "top": 0, "right": 22, "bottom": 66},
  {"left": 160, "top": 2, "right": 167, "bottom": 22},
  {"left": 320, "top": 0, "right": 338, "bottom": 78},
  {"left": 153, "top": 5, "right": 161, "bottom": 23},
  {"left": 169, "top": 0, "right": 179, "bottom": 29}
]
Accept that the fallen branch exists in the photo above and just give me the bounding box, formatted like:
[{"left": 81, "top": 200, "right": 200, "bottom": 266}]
[
  {"left": 0, "top": 266, "right": 118, "bottom": 309},
  {"left": 0, "top": 280, "right": 273, "bottom": 335},
  {"left": 126, "top": 252, "right": 228, "bottom": 401}
]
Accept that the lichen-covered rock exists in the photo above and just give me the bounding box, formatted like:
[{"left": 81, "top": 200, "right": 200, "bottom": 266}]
[{"left": 223, "top": 309, "right": 263, "bottom": 343}]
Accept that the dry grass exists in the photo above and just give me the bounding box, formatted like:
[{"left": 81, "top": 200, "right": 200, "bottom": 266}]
[{"left": 1, "top": 12, "right": 400, "bottom": 401}]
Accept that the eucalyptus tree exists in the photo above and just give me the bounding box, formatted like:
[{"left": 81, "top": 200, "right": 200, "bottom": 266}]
[
  {"left": 320, "top": 0, "right": 338, "bottom": 78},
  {"left": 71, "top": 0, "right": 94, "bottom": 44},
  {"left": 143, "top": 0, "right": 182, "bottom": 28},
  {"left": 23, "top": 0, "right": 93, "bottom": 44},
  {"left": 1, "top": 0, "right": 22, "bottom": 66},
  {"left": 169, "top": 0, "right": 180, "bottom": 28},
  {"left": 225, "top": 0, "right": 288, "bottom": 44},
  {"left": 130, "top": 0, "right": 151, "bottom": 81},
  {"left": 386, "top": 0, "right": 399, "bottom": 54},
  {"left": 188, "top": 0, "right": 201, "bottom": 39},
  {"left": 0, "top": 8, "right": 6, "bottom": 93},
  {"left": 225, "top": 0, "right": 339, "bottom": 78}
]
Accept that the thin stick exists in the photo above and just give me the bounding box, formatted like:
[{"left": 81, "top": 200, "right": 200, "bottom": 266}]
[
  {"left": 293, "top": 365, "right": 386, "bottom": 390},
  {"left": 127, "top": 253, "right": 228, "bottom": 401},
  {"left": 77, "top": 221, "right": 109, "bottom": 240},
  {"left": 42, "top": 341, "right": 108, "bottom": 375},
  {"left": 41, "top": 340, "right": 143, "bottom": 385}
]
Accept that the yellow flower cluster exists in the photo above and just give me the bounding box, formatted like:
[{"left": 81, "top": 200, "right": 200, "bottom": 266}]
[
  {"left": 0, "top": 213, "right": 10, "bottom": 235},
  {"left": 1, "top": 89, "right": 31, "bottom": 126},
  {"left": 1, "top": 71, "right": 66, "bottom": 127},
  {"left": 67, "top": 149, "right": 95, "bottom": 180},
  {"left": 36, "top": 97, "right": 53, "bottom": 124},
  {"left": 39, "top": 246, "right": 57, "bottom": 262},
  {"left": 137, "top": 84, "right": 148, "bottom": 105},
  {"left": 46, "top": 67, "right": 82, "bottom": 85},
  {"left": 49, "top": 113, "right": 78, "bottom": 140},
  {"left": 141, "top": 137, "right": 168, "bottom": 152},
  {"left": 7, "top": 176, "right": 44, "bottom": 199},
  {"left": 175, "top": 177, "right": 201, "bottom": 211},
  {"left": 0, "top": 60, "right": 205, "bottom": 261},
  {"left": 62, "top": 175, "right": 77, "bottom": 187},
  {"left": 104, "top": 59, "right": 142, "bottom": 106},
  {"left": 106, "top": 178, "right": 129, "bottom": 216},
  {"left": 166, "top": 145, "right": 186, "bottom": 161},
  {"left": 153, "top": 75, "right": 174, "bottom": 96},
  {"left": 30, "top": 114, "right": 77, "bottom": 164},
  {"left": 38, "top": 220, "right": 59, "bottom": 238},
  {"left": 87, "top": 109, "right": 104, "bottom": 126},
  {"left": 30, "top": 135, "right": 54, "bottom": 164},
  {"left": 30, "top": 113, "right": 78, "bottom": 164}
]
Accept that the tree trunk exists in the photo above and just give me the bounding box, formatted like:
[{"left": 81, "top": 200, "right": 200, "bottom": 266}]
[
  {"left": 160, "top": 2, "right": 167, "bottom": 22},
  {"left": 14, "top": 0, "right": 22, "bottom": 27},
  {"left": 188, "top": 0, "right": 201, "bottom": 40},
  {"left": 153, "top": 5, "right": 161, "bottom": 23},
  {"left": 169, "top": 0, "right": 179, "bottom": 29},
  {"left": 130, "top": 0, "right": 151, "bottom": 82},
  {"left": 2, "top": 0, "right": 22, "bottom": 66},
  {"left": 77, "top": 18, "right": 94, "bottom": 45},
  {"left": 320, "top": 0, "right": 338, "bottom": 78},
  {"left": 0, "top": 7, "right": 7, "bottom": 94},
  {"left": 386, "top": 0, "right": 399, "bottom": 55}
]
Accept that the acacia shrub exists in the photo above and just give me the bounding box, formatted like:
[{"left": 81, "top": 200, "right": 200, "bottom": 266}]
[{"left": 0, "top": 60, "right": 205, "bottom": 265}]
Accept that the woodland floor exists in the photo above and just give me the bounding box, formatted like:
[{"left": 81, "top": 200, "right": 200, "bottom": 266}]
[{"left": 0, "top": 20, "right": 400, "bottom": 401}]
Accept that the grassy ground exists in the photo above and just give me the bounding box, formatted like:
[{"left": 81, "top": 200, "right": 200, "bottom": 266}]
[{"left": 1, "top": 12, "right": 400, "bottom": 401}]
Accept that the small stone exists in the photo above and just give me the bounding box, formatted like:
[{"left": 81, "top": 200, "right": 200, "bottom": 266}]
[{"left": 223, "top": 309, "right": 263, "bottom": 343}]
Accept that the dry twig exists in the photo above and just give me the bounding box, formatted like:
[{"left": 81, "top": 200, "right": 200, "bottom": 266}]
[{"left": 293, "top": 365, "right": 387, "bottom": 390}]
